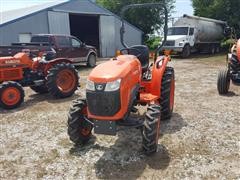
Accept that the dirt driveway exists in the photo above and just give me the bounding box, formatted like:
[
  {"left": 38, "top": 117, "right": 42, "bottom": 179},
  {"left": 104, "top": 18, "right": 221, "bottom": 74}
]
[{"left": 1, "top": 54, "right": 239, "bottom": 179}]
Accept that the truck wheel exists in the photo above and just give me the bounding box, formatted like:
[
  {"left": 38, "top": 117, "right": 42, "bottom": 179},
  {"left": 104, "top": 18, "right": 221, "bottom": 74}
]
[
  {"left": 160, "top": 67, "right": 175, "bottom": 120},
  {"left": 182, "top": 44, "right": 190, "bottom": 58},
  {"left": 217, "top": 68, "right": 230, "bottom": 94},
  {"left": 210, "top": 45, "right": 215, "bottom": 54},
  {"left": 215, "top": 45, "right": 220, "bottom": 53},
  {"left": 30, "top": 84, "right": 48, "bottom": 94},
  {"left": 0, "top": 81, "right": 24, "bottom": 109},
  {"left": 68, "top": 99, "right": 93, "bottom": 145},
  {"left": 46, "top": 63, "right": 79, "bottom": 98},
  {"left": 87, "top": 54, "right": 96, "bottom": 67},
  {"left": 142, "top": 104, "right": 161, "bottom": 155}
]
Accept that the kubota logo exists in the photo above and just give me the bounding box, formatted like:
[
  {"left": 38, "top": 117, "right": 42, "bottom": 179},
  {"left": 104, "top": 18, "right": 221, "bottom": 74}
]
[
  {"left": 96, "top": 84, "right": 104, "bottom": 91},
  {"left": 5, "top": 59, "right": 20, "bottom": 64}
]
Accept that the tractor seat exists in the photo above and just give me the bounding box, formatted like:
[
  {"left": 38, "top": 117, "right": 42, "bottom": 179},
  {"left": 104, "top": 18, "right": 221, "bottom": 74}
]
[
  {"left": 128, "top": 45, "right": 149, "bottom": 73},
  {"left": 44, "top": 51, "right": 56, "bottom": 61}
]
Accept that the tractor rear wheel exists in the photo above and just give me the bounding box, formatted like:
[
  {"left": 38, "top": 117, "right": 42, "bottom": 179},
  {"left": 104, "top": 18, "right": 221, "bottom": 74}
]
[
  {"left": 160, "top": 67, "right": 175, "bottom": 120},
  {"left": 30, "top": 84, "right": 48, "bottom": 94},
  {"left": 142, "top": 104, "right": 161, "bottom": 155},
  {"left": 0, "top": 81, "right": 24, "bottom": 109},
  {"left": 68, "top": 99, "right": 93, "bottom": 145},
  {"left": 46, "top": 63, "right": 79, "bottom": 98},
  {"left": 217, "top": 68, "right": 230, "bottom": 94}
]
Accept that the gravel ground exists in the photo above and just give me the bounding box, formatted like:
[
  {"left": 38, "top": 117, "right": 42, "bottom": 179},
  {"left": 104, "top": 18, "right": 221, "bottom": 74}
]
[{"left": 1, "top": 54, "right": 240, "bottom": 179}]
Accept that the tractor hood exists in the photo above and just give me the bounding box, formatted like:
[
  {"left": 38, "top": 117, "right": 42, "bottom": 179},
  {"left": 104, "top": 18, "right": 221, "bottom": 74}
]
[
  {"left": 0, "top": 56, "right": 17, "bottom": 65},
  {"left": 0, "top": 53, "right": 32, "bottom": 68},
  {"left": 88, "top": 55, "right": 141, "bottom": 83}
]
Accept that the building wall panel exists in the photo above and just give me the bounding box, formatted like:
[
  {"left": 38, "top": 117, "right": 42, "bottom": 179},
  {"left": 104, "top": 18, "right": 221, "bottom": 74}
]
[
  {"left": 53, "top": 0, "right": 110, "bottom": 15},
  {"left": 99, "top": 15, "right": 116, "bottom": 57},
  {"left": 114, "top": 18, "right": 142, "bottom": 51},
  {"left": 0, "top": 11, "right": 49, "bottom": 45},
  {"left": 48, "top": 11, "right": 70, "bottom": 35}
]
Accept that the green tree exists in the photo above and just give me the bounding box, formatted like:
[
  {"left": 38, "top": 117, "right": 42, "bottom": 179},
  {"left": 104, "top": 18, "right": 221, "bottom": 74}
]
[
  {"left": 96, "top": 0, "right": 175, "bottom": 37},
  {"left": 191, "top": 0, "right": 240, "bottom": 38}
]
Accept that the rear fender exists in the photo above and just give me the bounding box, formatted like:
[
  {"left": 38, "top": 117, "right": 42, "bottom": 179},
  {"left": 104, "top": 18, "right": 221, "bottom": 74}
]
[
  {"left": 151, "top": 55, "right": 171, "bottom": 97},
  {"left": 237, "top": 39, "right": 240, "bottom": 61},
  {"left": 43, "top": 58, "right": 73, "bottom": 74}
]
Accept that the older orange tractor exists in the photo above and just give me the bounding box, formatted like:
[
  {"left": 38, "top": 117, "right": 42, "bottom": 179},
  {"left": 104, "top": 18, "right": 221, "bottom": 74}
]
[
  {"left": 217, "top": 39, "right": 240, "bottom": 94},
  {"left": 67, "top": 3, "right": 175, "bottom": 155},
  {"left": 0, "top": 52, "right": 79, "bottom": 109}
]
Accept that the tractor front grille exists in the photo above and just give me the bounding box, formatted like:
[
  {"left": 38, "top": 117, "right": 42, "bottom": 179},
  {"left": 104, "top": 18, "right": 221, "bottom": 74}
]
[
  {"left": 164, "top": 40, "right": 175, "bottom": 46},
  {"left": 86, "top": 90, "right": 121, "bottom": 116},
  {"left": 0, "top": 68, "right": 23, "bottom": 81}
]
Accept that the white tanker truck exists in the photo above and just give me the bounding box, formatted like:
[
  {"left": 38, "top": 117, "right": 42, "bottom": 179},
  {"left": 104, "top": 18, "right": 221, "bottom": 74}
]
[{"left": 163, "top": 14, "right": 228, "bottom": 58}]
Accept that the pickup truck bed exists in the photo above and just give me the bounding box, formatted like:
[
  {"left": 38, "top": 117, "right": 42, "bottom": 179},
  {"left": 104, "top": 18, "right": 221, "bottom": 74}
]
[
  {"left": 0, "top": 43, "right": 51, "bottom": 57},
  {"left": 0, "top": 34, "right": 97, "bottom": 67}
]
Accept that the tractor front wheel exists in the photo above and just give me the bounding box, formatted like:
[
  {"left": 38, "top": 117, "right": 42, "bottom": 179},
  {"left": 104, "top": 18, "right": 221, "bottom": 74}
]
[
  {"left": 47, "top": 63, "right": 79, "bottom": 98},
  {"left": 160, "top": 67, "right": 175, "bottom": 120},
  {"left": 68, "top": 99, "right": 93, "bottom": 145},
  {"left": 142, "top": 104, "right": 161, "bottom": 155},
  {"left": 217, "top": 68, "right": 230, "bottom": 94},
  {"left": 0, "top": 81, "right": 24, "bottom": 109}
]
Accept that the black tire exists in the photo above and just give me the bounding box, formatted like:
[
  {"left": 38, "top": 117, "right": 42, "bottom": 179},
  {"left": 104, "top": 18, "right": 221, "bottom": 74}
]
[
  {"left": 46, "top": 63, "right": 79, "bottom": 98},
  {"left": 215, "top": 45, "right": 220, "bottom": 53},
  {"left": 160, "top": 67, "right": 175, "bottom": 120},
  {"left": 0, "top": 81, "right": 24, "bottom": 109},
  {"left": 217, "top": 68, "right": 230, "bottom": 94},
  {"left": 68, "top": 99, "right": 93, "bottom": 145},
  {"left": 30, "top": 84, "right": 48, "bottom": 94},
  {"left": 87, "top": 54, "right": 96, "bottom": 67},
  {"left": 210, "top": 45, "right": 215, "bottom": 54},
  {"left": 142, "top": 104, "right": 161, "bottom": 155},
  {"left": 182, "top": 44, "right": 190, "bottom": 58}
]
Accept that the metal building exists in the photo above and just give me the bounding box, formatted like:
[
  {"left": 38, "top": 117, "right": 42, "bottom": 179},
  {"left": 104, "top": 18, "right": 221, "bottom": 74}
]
[{"left": 0, "top": 0, "right": 143, "bottom": 57}]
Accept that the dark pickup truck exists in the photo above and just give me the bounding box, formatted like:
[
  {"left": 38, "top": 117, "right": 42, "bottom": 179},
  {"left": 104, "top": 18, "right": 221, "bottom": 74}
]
[{"left": 0, "top": 34, "right": 97, "bottom": 67}]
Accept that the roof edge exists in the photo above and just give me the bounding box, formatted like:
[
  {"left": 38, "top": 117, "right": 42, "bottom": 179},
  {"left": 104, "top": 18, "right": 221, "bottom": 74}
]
[
  {"left": 0, "top": 0, "right": 70, "bottom": 28},
  {"left": 0, "top": 0, "right": 143, "bottom": 34},
  {"left": 86, "top": 0, "right": 143, "bottom": 34}
]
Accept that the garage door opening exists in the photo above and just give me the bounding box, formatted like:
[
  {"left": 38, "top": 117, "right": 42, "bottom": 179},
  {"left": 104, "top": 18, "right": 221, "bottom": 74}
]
[{"left": 69, "top": 14, "right": 99, "bottom": 54}]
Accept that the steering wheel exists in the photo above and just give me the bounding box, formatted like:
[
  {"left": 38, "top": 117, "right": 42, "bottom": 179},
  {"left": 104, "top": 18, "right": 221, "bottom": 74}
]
[{"left": 120, "top": 47, "right": 142, "bottom": 58}]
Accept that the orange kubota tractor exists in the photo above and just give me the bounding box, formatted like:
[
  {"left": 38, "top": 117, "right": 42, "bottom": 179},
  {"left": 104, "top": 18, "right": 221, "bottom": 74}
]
[
  {"left": 0, "top": 51, "right": 79, "bottom": 109},
  {"left": 67, "top": 3, "right": 175, "bottom": 155},
  {"left": 217, "top": 39, "right": 240, "bottom": 94}
]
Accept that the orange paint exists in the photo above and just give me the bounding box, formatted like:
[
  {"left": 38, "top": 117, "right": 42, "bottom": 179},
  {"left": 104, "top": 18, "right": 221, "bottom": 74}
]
[
  {"left": 1, "top": 87, "right": 21, "bottom": 106},
  {"left": 87, "top": 54, "right": 172, "bottom": 121},
  {"left": 56, "top": 69, "right": 77, "bottom": 93},
  {"left": 87, "top": 55, "right": 141, "bottom": 120},
  {"left": 237, "top": 39, "right": 240, "bottom": 61},
  {"left": 0, "top": 52, "right": 32, "bottom": 82}
]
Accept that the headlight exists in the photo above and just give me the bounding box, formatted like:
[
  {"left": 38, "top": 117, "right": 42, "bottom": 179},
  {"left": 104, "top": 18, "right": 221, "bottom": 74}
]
[
  {"left": 228, "top": 53, "right": 232, "bottom": 60},
  {"left": 105, "top": 79, "right": 121, "bottom": 92},
  {"left": 86, "top": 79, "right": 95, "bottom": 91}
]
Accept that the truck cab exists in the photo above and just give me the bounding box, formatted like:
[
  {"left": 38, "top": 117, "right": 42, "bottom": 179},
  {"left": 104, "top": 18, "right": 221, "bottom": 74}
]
[
  {"left": 162, "top": 14, "right": 226, "bottom": 58},
  {"left": 163, "top": 26, "right": 195, "bottom": 57},
  {"left": 31, "top": 34, "right": 97, "bottom": 67}
]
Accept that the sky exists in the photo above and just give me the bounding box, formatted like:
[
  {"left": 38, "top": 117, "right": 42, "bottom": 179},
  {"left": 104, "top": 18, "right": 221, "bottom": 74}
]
[{"left": 0, "top": 0, "right": 194, "bottom": 17}]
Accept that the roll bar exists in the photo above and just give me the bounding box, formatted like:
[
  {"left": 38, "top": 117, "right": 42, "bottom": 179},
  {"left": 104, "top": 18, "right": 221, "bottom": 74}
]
[{"left": 120, "top": 3, "right": 168, "bottom": 60}]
